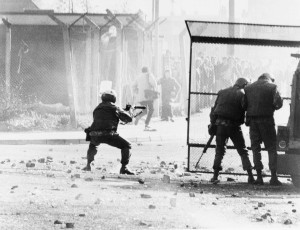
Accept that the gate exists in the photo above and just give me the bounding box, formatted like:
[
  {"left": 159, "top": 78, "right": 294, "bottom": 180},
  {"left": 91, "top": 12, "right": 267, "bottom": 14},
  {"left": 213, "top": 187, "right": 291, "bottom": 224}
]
[{"left": 185, "top": 21, "right": 300, "bottom": 176}]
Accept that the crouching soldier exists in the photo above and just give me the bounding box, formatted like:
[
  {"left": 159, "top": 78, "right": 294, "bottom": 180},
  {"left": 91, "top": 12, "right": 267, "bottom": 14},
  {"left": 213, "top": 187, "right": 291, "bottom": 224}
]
[
  {"left": 82, "top": 90, "right": 135, "bottom": 175},
  {"left": 209, "top": 78, "right": 254, "bottom": 184}
]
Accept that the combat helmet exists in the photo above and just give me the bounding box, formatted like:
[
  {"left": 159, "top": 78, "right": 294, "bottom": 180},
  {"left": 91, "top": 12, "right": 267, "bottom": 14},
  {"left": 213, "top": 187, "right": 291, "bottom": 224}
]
[
  {"left": 101, "top": 89, "right": 117, "bottom": 103},
  {"left": 234, "top": 78, "right": 249, "bottom": 88}
]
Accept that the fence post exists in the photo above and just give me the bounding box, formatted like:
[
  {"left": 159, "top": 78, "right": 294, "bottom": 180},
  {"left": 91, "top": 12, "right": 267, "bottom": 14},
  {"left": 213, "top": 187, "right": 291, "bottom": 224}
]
[{"left": 3, "top": 18, "right": 11, "bottom": 106}]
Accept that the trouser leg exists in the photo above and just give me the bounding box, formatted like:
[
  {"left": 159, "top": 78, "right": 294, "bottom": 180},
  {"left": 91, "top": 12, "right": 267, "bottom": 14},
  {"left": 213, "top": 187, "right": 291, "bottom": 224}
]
[
  {"left": 145, "top": 100, "right": 154, "bottom": 126},
  {"left": 213, "top": 126, "right": 227, "bottom": 172},
  {"left": 87, "top": 143, "right": 98, "bottom": 164},
  {"left": 121, "top": 148, "right": 131, "bottom": 166},
  {"left": 249, "top": 121, "right": 263, "bottom": 171}
]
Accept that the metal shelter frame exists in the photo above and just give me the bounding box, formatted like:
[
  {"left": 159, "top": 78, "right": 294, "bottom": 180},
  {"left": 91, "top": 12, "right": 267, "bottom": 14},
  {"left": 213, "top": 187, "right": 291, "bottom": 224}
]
[
  {"left": 0, "top": 10, "right": 148, "bottom": 128},
  {"left": 185, "top": 20, "right": 300, "bottom": 175}
]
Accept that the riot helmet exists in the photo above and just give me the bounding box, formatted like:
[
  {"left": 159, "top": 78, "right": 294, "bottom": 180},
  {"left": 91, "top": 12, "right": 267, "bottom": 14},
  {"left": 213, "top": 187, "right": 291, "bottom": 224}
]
[
  {"left": 234, "top": 78, "right": 249, "bottom": 89},
  {"left": 101, "top": 90, "right": 116, "bottom": 103}
]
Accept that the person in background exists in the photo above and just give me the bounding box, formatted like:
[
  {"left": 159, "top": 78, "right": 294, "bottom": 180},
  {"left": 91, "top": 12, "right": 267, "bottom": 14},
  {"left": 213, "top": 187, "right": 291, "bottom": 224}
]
[
  {"left": 157, "top": 69, "right": 181, "bottom": 122},
  {"left": 133, "top": 67, "right": 158, "bottom": 131}
]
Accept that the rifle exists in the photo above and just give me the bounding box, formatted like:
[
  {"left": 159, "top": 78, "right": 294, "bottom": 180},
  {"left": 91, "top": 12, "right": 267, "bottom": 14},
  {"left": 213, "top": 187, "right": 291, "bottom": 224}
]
[{"left": 195, "top": 134, "right": 215, "bottom": 169}]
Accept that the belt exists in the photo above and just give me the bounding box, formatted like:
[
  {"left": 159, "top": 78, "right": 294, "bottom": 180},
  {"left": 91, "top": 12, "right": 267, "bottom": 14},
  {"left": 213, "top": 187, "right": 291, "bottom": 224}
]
[{"left": 89, "top": 131, "right": 116, "bottom": 136}]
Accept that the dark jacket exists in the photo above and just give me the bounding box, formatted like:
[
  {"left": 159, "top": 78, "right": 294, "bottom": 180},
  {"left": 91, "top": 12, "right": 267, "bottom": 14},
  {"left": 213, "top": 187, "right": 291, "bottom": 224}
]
[
  {"left": 244, "top": 79, "right": 282, "bottom": 117},
  {"left": 211, "top": 85, "right": 245, "bottom": 125},
  {"left": 90, "top": 102, "right": 132, "bottom": 132}
]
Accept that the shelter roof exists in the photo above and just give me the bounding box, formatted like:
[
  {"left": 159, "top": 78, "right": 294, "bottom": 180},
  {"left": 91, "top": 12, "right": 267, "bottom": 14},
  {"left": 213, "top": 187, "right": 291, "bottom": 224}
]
[
  {"left": 185, "top": 20, "right": 300, "bottom": 47},
  {"left": 0, "top": 11, "right": 147, "bottom": 30}
]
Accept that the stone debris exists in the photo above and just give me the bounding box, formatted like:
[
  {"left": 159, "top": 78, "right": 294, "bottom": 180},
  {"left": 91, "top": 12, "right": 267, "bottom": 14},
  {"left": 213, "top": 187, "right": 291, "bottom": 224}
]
[
  {"left": 170, "top": 198, "right": 176, "bottom": 207},
  {"left": 67, "top": 169, "right": 72, "bottom": 173},
  {"left": 212, "top": 202, "right": 217, "bottom": 205},
  {"left": 139, "top": 221, "right": 148, "bottom": 226},
  {"left": 162, "top": 175, "right": 170, "bottom": 183},
  {"left": 71, "top": 184, "right": 78, "bottom": 188},
  {"left": 284, "top": 219, "right": 293, "bottom": 225},
  {"left": 183, "top": 172, "right": 191, "bottom": 176},
  {"left": 11, "top": 185, "right": 18, "bottom": 190},
  {"left": 79, "top": 213, "right": 86, "bottom": 217},
  {"left": 140, "top": 194, "right": 152, "bottom": 199},
  {"left": 231, "top": 193, "right": 239, "bottom": 197},
  {"left": 288, "top": 201, "right": 293, "bottom": 204},
  {"left": 258, "top": 202, "right": 265, "bottom": 208},
  {"left": 256, "top": 217, "right": 263, "bottom": 222},
  {"left": 11, "top": 163, "right": 16, "bottom": 167},
  {"left": 84, "top": 177, "right": 93, "bottom": 182},
  {"left": 54, "top": 220, "right": 62, "bottom": 224},
  {"left": 227, "top": 177, "right": 235, "bottom": 182},
  {"left": 150, "top": 170, "right": 157, "bottom": 174},
  {"left": 66, "top": 222, "right": 75, "bottom": 228},
  {"left": 138, "top": 178, "right": 145, "bottom": 184},
  {"left": 149, "top": 205, "right": 156, "bottom": 209},
  {"left": 189, "top": 192, "right": 195, "bottom": 197},
  {"left": 261, "top": 213, "right": 271, "bottom": 219},
  {"left": 292, "top": 209, "right": 296, "bottom": 213},
  {"left": 46, "top": 174, "right": 55, "bottom": 178},
  {"left": 38, "top": 158, "right": 45, "bottom": 163},
  {"left": 71, "top": 174, "right": 80, "bottom": 179},
  {"left": 101, "top": 176, "right": 106, "bottom": 180},
  {"left": 19, "top": 161, "right": 25, "bottom": 164},
  {"left": 26, "top": 162, "right": 35, "bottom": 168},
  {"left": 75, "top": 194, "right": 82, "bottom": 200},
  {"left": 70, "top": 160, "right": 76, "bottom": 164},
  {"left": 94, "top": 198, "right": 101, "bottom": 204}
]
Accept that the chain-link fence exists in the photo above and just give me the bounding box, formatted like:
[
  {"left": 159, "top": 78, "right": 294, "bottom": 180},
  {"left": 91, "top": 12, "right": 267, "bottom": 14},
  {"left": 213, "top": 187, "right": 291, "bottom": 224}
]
[
  {"left": 187, "top": 38, "right": 296, "bottom": 175},
  {"left": 0, "top": 13, "right": 149, "bottom": 131}
]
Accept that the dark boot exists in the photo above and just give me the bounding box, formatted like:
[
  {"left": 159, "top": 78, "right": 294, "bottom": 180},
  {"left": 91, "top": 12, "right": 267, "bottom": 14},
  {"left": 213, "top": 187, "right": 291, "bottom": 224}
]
[
  {"left": 247, "top": 169, "right": 255, "bottom": 184},
  {"left": 120, "top": 165, "right": 135, "bottom": 175},
  {"left": 254, "top": 170, "right": 264, "bottom": 185},
  {"left": 270, "top": 170, "right": 282, "bottom": 186},
  {"left": 82, "top": 159, "right": 93, "bottom": 171},
  {"left": 210, "top": 170, "right": 220, "bottom": 183}
]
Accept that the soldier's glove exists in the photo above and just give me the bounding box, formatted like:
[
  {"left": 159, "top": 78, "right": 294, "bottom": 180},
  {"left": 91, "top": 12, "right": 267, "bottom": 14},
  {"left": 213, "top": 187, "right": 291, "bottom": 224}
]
[{"left": 208, "top": 124, "right": 217, "bottom": 136}]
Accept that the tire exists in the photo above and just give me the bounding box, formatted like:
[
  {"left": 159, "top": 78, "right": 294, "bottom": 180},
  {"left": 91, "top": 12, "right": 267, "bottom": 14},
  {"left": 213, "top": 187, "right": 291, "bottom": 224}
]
[{"left": 291, "top": 175, "right": 300, "bottom": 188}]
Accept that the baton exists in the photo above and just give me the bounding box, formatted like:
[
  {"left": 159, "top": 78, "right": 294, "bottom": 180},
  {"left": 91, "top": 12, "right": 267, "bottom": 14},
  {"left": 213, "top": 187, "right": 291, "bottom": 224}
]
[{"left": 195, "top": 135, "right": 215, "bottom": 169}]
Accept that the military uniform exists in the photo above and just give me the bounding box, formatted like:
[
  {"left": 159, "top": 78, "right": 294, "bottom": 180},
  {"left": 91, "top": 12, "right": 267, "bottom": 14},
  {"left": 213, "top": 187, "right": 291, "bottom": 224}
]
[
  {"left": 244, "top": 73, "right": 283, "bottom": 185},
  {"left": 210, "top": 78, "right": 254, "bottom": 183},
  {"left": 83, "top": 97, "right": 134, "bottom": 174}
]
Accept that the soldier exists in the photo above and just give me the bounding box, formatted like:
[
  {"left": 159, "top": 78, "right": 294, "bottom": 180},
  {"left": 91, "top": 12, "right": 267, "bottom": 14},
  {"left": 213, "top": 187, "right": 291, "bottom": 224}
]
[
  {"left": 244, "top": 73, "right": 283, "bottom": 186},
  {"left": 82, "top": 90, "right": 135, "bottom": 175},
  {"left": 209, "top": 78, "right": 254, "bottom": 184}
]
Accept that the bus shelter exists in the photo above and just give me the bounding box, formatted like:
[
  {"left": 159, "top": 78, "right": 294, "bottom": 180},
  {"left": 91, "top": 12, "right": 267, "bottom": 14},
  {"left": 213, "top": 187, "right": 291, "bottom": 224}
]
[{"left": 185, "top": 20, "right": 300, "bottom": 176}]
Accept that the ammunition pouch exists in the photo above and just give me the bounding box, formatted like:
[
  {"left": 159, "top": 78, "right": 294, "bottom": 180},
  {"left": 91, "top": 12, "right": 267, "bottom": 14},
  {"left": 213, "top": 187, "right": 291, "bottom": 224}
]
[
  {"left": 208, "top": 124, "right": 217, "bottom": 136},
  {"left": 89, "top": 130, "right": 117, "bottom": 137}
]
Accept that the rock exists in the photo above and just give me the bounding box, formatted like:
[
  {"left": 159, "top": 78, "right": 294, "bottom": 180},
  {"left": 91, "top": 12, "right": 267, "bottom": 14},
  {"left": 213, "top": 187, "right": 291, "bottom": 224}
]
[
  {"left": 11, "top": 185, "right": 18, "bottom": 190},
  {"left": 46, "top": 174, "right": 55, "bottom": 178},
  {"left": 180, "top": 182, "right": 184, "bottom": 187},
  {"left": 292, "top": 209, "right": 296, "bottom": 213},
  {"left": 19, "top": 161, "right": 25, "bottom": 164},
  {"left": 26, "top": 162, "right": 35, "bottom": 168},
  {"left": 189, "top": 192, "right": 195, "bottom": 197},
  {"left": 94, "top": 199, "right": 101, "bottom": 204},
  {"left": 67, "top": 169, "right": 72, "bottom": 173},
  {"left": 157, "top": 156, "right": 160, "bottom": 160},
  {"left": 170, "top": 198, "right": 176, "bottom": 207},
  {"left": 140, "top": 194, "right": 152, "bottom": 199},
  {"left": 261, "top": 213, "right": 271, "bottom": 219},
  {"left": 150, "top": 170, "right": 157, "bottom": 174},
  {"left": 65, "top": 223, "right": 74, "bottom": 228},
  {"left": 184, "top": 172, "right": 191, "bottom": 176},
  {"left": 38, "top": 158, "right": 45, "bottom": 163},
  {"left": 256, "top": 217, "right": 263, "bottom": 222},
  {"left": 71, "top": 184, "right": 78, "bottom": 188},
  {"left": 11, "top": 163, "right": 16, "bottom": 167},
  {"left": 138, "top": 178, "right": 145, "bottom": 184},
  {"left": 71, "top": 174, "right": 80, "bottom": 179},
  {"left": 79, "top": 214, "right": 85, "bottom": 217},
  {"left": 75, "top": 194, "right": 82, "bottom": 200},
  {"left": 258, "top": 202, "right": 265, "bottom": 208},
  {"left": 6, "top": 159, "right": 10, "bottom": 162},
  {"left": 284, "top": 219, "right": 293, "bottom": 225},
  {"left": 70, "top": 160, "right": 76, "bottom": 164},
  {"left": 117, "top": 158, "right": 121, "bottom": 162},
  {"left": 84, "top": 177, "right": 93, "bottom": 182},
  {"left": 227, "top": 177, "right": 235, "bottom": 182},
  {"left": 139, "top": 221, "right": 147, "bottom": 226},
  {"left": 231, "top": 193, "right": 239, "bottom": 197},
  {"left": 212, "top": 202, "right": 217, "bottom": 205},
  {"left": 54, "top": 220, "right": 62, "bottom": 224},
  {"left": 162, "top": 175, "right": 171, "bottom": 183},
  {"left": 288, "top": 201, "right": 293, "bottom": 204},
  {"left": 101, "top": 176, "right": 105, "bottom": 180},
  {"left": 148, "top": 205, "right": 156, "bottom": 209},
  {"left": 47, "top": 156, "right": 53, "bottom": 160}
]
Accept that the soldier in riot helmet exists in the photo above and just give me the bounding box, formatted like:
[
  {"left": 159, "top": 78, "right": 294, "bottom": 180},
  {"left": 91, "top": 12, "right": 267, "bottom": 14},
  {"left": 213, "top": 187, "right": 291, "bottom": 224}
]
[
  {"left": 82, "top": 90, "right": 135, "bottom": 175},
  {"left": 244, "top": 73, "right": 283, "bottom": 186},
  {"left": 209, "top": 77, "right": 254, "bottom": 184}
]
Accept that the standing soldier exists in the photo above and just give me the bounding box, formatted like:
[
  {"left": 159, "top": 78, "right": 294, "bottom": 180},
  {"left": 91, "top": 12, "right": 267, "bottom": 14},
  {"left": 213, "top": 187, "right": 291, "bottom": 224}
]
[
  {"left": 82, "top": 90, "right": 135, "bottom": 175},
  {"left": 244, "top": 73, "right": 283, "bottom": 186},
  {"left": 209, "top": 78, "right": 254, "bottom": 184}
]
